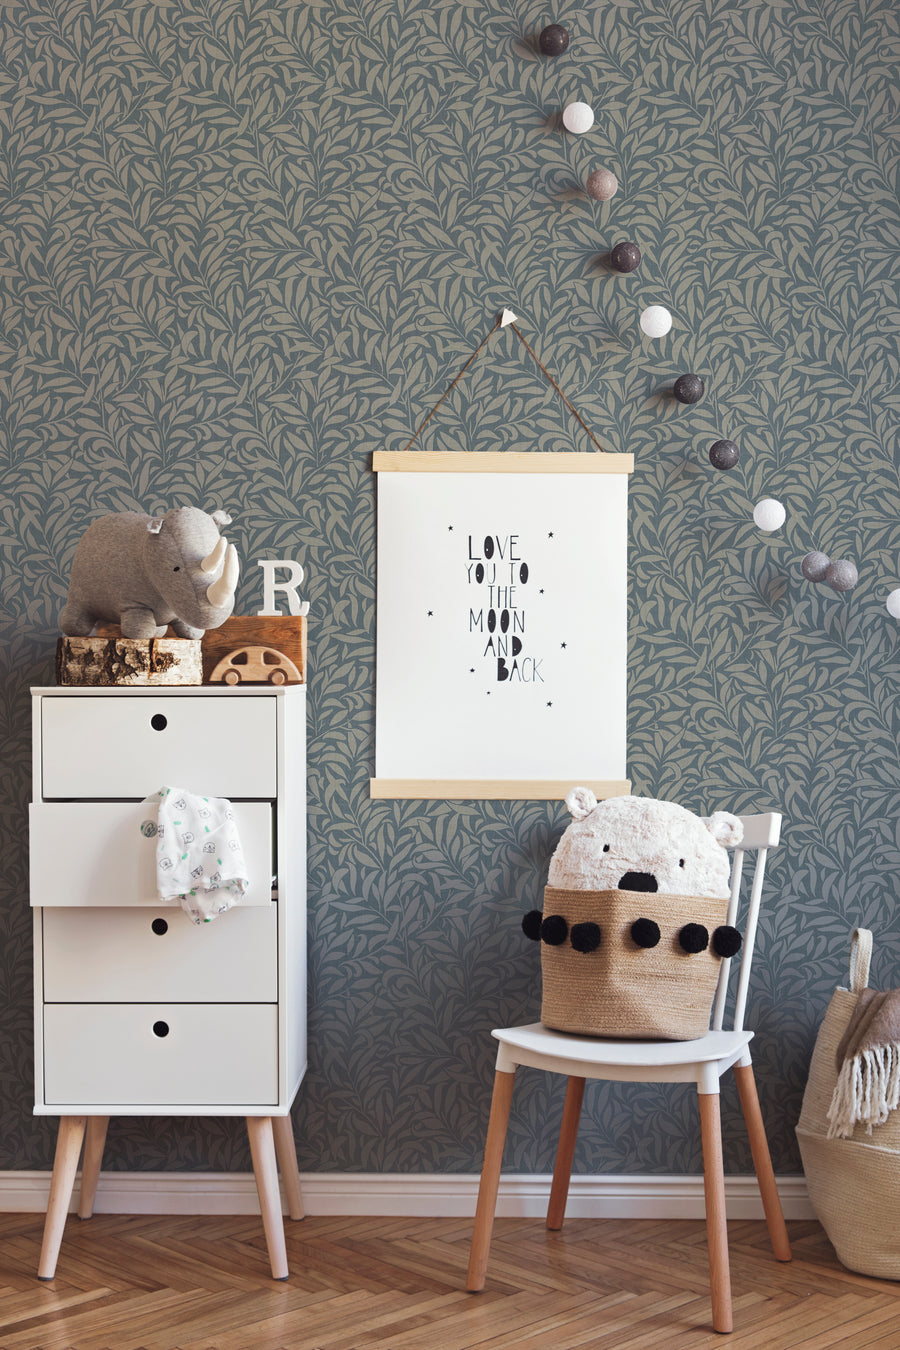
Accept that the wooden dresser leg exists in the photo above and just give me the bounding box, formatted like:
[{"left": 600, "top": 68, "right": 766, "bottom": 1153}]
[
  {"left": 77, "top": 1117, "right": 109, "bottom": 1220},
  {"left": 699, "top": 1091, "right": 733, "bottom": 1334},
  {"left": 733, "top": 1063, "right": 791, "bottom": 1262},
  {"left": 466, "top": 1069, "right": 516, "bottom": 1293},
  {"left": 38, "top": 1116, "right": 87, "bottom": 1280},
  {"left": 247, "top": 1117, "right": 289, "bottom": 1280},
  {"left": 547, "top": 1075, "right": 586, "bottom": 1231},
  {"left": 272, "top": 1114, "right": 305, "bottom": 1221}
]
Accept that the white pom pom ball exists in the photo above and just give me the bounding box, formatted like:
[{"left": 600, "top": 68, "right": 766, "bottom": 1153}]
[
  {"left": 562, "top": 101, "right": 594, "bottom": 134},
  {"left": 753, "top": 498, "right": 786, "bottom": 532},
  {"left": 639, "top": 305, "right": 673, "bottom": 338},
  {"left": 887, "top": 589, "right": 900, "bottom": 619}
]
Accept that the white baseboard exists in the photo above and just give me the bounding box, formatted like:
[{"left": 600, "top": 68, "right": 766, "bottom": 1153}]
[{"left": 0, "top": 1170, "right": 814, "bottom": 1220}]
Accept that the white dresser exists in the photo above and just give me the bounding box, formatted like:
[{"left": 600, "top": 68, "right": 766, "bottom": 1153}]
[{"left": 30, "top": 684, "right": 307, "bottom": 1280}]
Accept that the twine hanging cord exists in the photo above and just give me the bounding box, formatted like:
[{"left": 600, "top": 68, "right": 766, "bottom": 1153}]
[{"left": 400, "top": 317, "right": 606, "bottom": 453}]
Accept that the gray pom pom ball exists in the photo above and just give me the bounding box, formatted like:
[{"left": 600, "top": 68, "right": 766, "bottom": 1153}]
[
  {"left": 673, "top": 373, "right": 705, "bottom": 404},
  {"left": 586, "top": 168, "right": 618, "bottom": 201},
  {"left": 801, "top": 551, "right": 830, "bottom": 583},
  {"left": 826, "top": 559, "right": 858, "bottom": 592},
  {"left": 709, "top": 439, "right": 740, "bottom": 470}
]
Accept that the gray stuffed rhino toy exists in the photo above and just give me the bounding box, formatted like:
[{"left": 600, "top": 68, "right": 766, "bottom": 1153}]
[{"left": 60, "top": 507, "right": 240, "bottom": 640}]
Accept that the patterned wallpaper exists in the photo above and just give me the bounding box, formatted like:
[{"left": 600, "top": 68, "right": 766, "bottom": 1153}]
[{"left": 1, "top": 0, "right": 899, "bottom": 1183}]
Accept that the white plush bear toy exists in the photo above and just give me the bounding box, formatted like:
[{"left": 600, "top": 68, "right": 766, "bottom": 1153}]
[
  {"left": 523, "top": 790, "right": 745, "bottom": 1039},
  {"left": 547, "top": 788, "right": 743, "bottom": 899}
]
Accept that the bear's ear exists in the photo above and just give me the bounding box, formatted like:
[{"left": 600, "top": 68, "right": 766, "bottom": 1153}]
[
  {"left": 565, "top": 786, "right": 598, "bottom": 820},
  {"left": 705, "top": 811, "right": 744, "bottom": 848}
]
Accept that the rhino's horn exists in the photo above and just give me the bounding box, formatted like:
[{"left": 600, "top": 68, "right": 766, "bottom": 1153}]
[
  {"left": 200, "top": 536, "right": 228, "bottom": 574},
  {"left": 206, "top": 543, "right": 239, "bottom": 608}
]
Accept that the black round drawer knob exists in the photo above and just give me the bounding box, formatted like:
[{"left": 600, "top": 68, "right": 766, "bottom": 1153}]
[
  {"left": 151, "top": 918, "right": 168, "bottom": 936},
  {"left": 150, "top": 713, "right": 168, "bottom": 731},
  {"left": 152, "top": 1021, "right": 170, "bottom": 1038}
]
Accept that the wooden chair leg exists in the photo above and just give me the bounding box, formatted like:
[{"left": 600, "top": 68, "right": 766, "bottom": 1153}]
[
  {"left": 38, "top": 1116, "right": 87, "bottom": 1280},
  {"left": 246, "top": 1117, "right": 289, "bottom": 1280},
  {"left": 698, "top": 1091, "right": 733, "bottom": 1335},
  {"left": 546, "top": 1075, "right": 585, "bottom": 1231},
  {"left": 466, "top": 1069, "right": 516, "bottom": 1292},
  {"left": 77, "top": 1116, "right": 109, "bottom": 1220},
  {"left": 272, "top": 1113, "right": 305, "bottom": 1221},
  {"left": 734, "top": 1062, "right": 791, "bottom": 1262}
]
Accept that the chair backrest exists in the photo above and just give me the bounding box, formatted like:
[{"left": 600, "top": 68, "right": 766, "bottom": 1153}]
[{"left": 710, "top": 811, "right": 781, "bottom": 1034}]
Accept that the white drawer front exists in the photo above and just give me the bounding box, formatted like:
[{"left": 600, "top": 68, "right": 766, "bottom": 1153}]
[
  {"left": 30, "top": 801, "right": 273, "bottom": 907},
  {"left": 40, "top": 696, "right": 276, "bottom": 799},
  {"left": 43, "top": 1004, "right": 278, "bottom": 1106},
  {"left": 42, "top": 905, "right": 277, "bottom": 1002}
]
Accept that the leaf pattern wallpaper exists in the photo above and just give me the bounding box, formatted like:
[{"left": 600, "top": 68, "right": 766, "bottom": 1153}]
[{"left": 1, "top": 0, "right": 899, "bottom": 1183}]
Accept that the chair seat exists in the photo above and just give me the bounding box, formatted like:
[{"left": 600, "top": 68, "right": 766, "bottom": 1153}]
[{"left": 493, "top": 1023, "right": 754, "bottom": 1087}]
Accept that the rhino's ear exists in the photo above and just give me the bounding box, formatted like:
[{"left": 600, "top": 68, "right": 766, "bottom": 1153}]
[
  {"left": 565, "top": 786, "right": 597, "bottom": 820},
  {"left": 146, "top": 517, "right": 164, "bottom": 535},
  {"left": 705, "top": 811, "right": 743, "bottom": 848},
  {"left": 211, "top": 510, "right": 233, "bottom": 529}
]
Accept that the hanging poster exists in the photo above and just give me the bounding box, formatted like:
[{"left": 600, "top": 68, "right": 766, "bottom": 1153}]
[{"left": 371, "top": 451, "right": 633, "bottom": 799}]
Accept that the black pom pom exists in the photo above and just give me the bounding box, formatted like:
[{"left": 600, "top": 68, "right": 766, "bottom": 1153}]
[
  {"left": 570, "top": 921, "right": 602, "bottom": 953},
  {"left": 679, "top": 922, "right": 709, "bottom": 954},
  {"left": 541, "top": 914, "right": 569, "bottom": 946},
  {"left": 522, "top": 910, "right": 543, "bottom": 941},
  {"left": 630, "top": 917, "right": 661, "bottom": 948},
  {"left": 712, "top": 925, "right": 742, "bottom": 958},
  {"left": 610, "top": 241, "right": 641, "bottom": 273}
]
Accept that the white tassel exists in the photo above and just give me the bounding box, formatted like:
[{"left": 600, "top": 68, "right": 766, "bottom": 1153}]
[{"left": 828, "top": 1043, "right": 900, "bottom": 1139}]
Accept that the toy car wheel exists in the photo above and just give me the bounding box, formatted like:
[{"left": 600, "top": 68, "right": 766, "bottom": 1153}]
[
  {"left": 269, "top": 669, "right": 287, "bottom": 685},
  {"left": 223, "top": 668, "right": 241, "bottom": 685}
]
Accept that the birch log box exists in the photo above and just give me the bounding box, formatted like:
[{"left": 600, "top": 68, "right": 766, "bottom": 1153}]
[
  {"left": 201, "top": 615, "right": 307, "bottom": 684},
  {"left": 55, "top": 635, "right": 202, "bottom": 686}
]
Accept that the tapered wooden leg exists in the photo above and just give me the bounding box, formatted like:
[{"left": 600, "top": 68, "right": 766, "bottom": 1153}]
[
  {"left": 38, "top": 1116, "right": 87, "bottom": 1280},
  {"left": 699, "top": 1091, "right": 733, "bottom": 1334},
  {"left": 246, "top": 1117, "right": 289, "bottom": 1280},
  {"left": 546, "top": 1075, "right": 585, "bottom": 1231},
  {"left": 77, "top": 1116, "right": 109, "bottom": 1220},
  {"left": 466, "top": 1069, "right": 516, "bottom": 1292},
  {"left": 734, "top": 1063, "right": 791, "bottom": 1262},
  {"left": 272, "top": 1113, "right": 305, "bottom": 1221}
]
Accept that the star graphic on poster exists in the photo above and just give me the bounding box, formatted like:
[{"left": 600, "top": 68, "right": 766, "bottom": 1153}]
[
  {"left": 561, "top": 642, "right": 567, "bottom": 649},
  {"left": 448, "top": 525, "right": 454, "bottom": 531},
  {"left": 548, "top": 531, "right": 554, "bottom": 538},
  {"left": 547, "top": 701, "right": 553, "bottom": 707},
  {"left": 539, "top": 588, "right": 544, "bottom": 594}
]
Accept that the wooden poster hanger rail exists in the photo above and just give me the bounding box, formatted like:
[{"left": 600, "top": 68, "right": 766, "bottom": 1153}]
[{"left": 399, "top": 310, "right": 607, "bottom": 454}]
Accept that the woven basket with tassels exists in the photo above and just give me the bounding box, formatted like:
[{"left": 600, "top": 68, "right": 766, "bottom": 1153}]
[{"left": 539, "top": 886, "right": 730, "bottom": 1040}]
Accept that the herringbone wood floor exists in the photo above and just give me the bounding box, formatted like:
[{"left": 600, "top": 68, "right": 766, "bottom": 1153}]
[{"left": 0, "top": 1213, "right": 898, "bottom": 1350}]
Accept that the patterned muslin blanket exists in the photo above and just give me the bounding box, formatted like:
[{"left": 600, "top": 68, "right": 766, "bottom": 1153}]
[{"left": 142, "top": 786, "right": 249, "bottom": 924}]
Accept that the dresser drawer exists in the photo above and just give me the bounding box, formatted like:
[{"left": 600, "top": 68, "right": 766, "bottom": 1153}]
[
  {"left": 39, "top": 696, "right": 276, "bottom": 799},
  {"left": 42, "top": 905, "right": 277, "bottom": 1002},
  {"left": 43, "top": 1004, "right": 278, "bottom": 1107},
  {"left": 30, "top": 800, "right": 273, "bottom": 907}
]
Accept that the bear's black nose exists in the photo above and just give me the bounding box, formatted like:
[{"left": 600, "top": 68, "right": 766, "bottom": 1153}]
[{"left": 618, "top": 871, "right": 658, "bottom": 892}]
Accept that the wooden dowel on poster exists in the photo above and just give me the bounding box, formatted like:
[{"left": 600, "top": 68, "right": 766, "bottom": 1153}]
[{"left": 369, "top": 779, "right": 631, "bottom": 801}]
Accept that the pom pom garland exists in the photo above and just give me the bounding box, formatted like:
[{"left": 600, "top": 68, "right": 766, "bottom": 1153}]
[
  {"left": 753, "top": 498, "right": 786, "bottom": 532},
  {"left": 610, "top": 241, "right": 641, "bottom": 273},
  {"left": 673, "top": 373, "right": 705, "bottom": 404},
  {"left": 678, "top": 922, "right": 709, "bottom": 954},
  {"left": 801, "top": 551, "right": 830, "bottom": 582},
  {"left": 570, "top": 921, "right": 603, "bottom": 953},
  {"left": 539, "top": 23, "right": 570, "bottom": 55},
  {"left": 825, "top": 559, "right": 858, "bottom": 592},
  {"left": 522, "top": 909, "right": 543, "bottom": 941},
  {"left": 562, "top": 101, "right": 594, "bottom": 134},
  {"left": 630, "top": 917, "right": 661, "bottom": 948},
  {"left": 586, "top": 167, "right": 618, "bottom": 200},
  {"left": 639, "top": 305, "right": 673, "bottom": 338},
  {"left": 541, "top": 914, "right": 569, "bottom": 945},
  {"left": 712, "top": 925, "right": 743, "bottom": 958},
  {"left": 709, "top": 439, "right": 740, "bottom": 470}
]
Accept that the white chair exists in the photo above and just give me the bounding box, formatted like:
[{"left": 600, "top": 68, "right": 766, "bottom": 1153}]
[{"left": 466, "top": 811, "right": 791, "bottom": 1334}]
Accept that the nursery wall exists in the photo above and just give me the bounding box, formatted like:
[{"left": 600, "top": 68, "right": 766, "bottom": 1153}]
[{"left": 1, "top": 0, "right": 899, "bottom": 1181}]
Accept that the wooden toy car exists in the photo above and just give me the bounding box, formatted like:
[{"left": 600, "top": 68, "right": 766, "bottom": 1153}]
[{"left": 209, "top": 646, "right": 302, "bottom": 685}]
